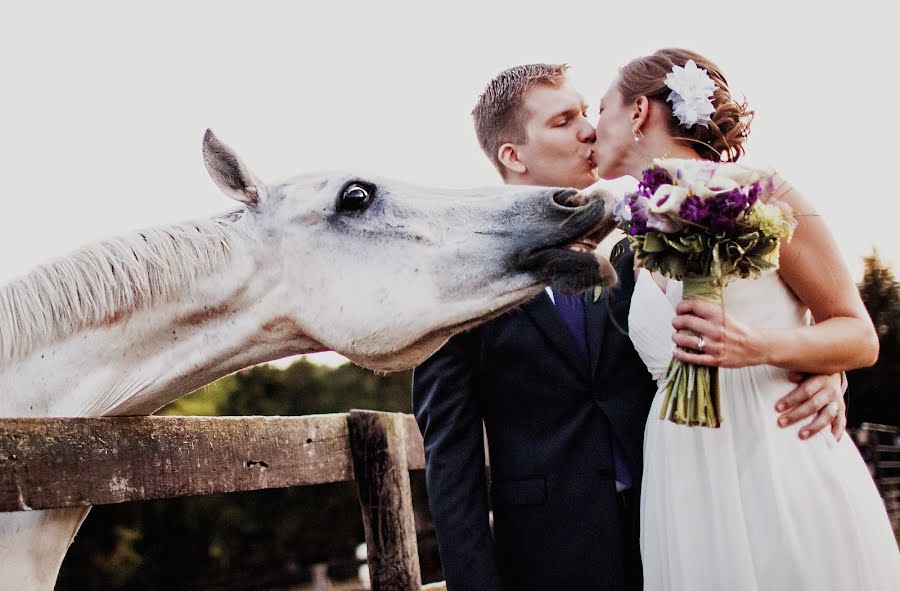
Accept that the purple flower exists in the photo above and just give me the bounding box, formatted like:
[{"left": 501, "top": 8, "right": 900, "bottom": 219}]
[
  {"left": 613, "top": 197, "right": 632, "bottom": 221},
  {"left": 679, "top": 187, "right": 754, "bottom": 234},
  {"left": 709, "top": 213, "right": 737, "bottom": 233},
  {"left": 680, "top": 195, "right": 709, "bottom": 224},
  {"left": 639, "top": 166, "right": 673, "bottom": 196},
  {"left": 626, "top": 192, "right": 649, "bottom": 234},
  {"left": 747, "top": 181, "right": 761, "bottom": 206},
  {"left": 701, "top": 188, "right": 753, "bottom": 233},
  {"left": 715, "top": 188, "right": 749, "bottom": 215}
]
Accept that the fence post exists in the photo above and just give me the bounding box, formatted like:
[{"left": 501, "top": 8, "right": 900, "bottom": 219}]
[{"left": 348, "top": 410, "right": 421, "bottom": 591}]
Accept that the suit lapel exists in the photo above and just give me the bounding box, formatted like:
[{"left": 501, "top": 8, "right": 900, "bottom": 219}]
[
  {"left": 585, "top": 289, "right": 609, "bottom": 380},
  {"left": 521, "top": 291, "right": 590, "bottom": 379}
]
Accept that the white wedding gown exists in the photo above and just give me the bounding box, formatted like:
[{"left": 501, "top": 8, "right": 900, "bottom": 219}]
[{"left": 630, "top": 268, "right": 900, "bottom": 590}]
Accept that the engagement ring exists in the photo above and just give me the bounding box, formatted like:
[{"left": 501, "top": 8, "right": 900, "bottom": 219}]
[{"left": 696, "top": 336, "right": 705, "bottom": 351}]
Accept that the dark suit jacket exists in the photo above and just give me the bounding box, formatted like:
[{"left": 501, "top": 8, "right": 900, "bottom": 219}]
[{"left": 413, "top": 248, "right": 657, "bottom": 591}]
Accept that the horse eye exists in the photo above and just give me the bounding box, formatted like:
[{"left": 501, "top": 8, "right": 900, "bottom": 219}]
[{"left": 340, "top": 183, "right": 371, "bottom": 211}]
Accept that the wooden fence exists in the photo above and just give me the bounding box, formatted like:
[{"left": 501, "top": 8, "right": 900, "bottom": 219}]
[
  {"left": 854, "top": 422, "right": 900, "bottom": 530},
  {"left": 2, "top": 415, "right": 897, "bottom": 590},
  {"left": 0, "top": 411, "right": 445, "bottom": 591}
]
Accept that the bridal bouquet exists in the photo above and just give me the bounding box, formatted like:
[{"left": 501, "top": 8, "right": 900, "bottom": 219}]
[{"left": 615, "top": 159, "right": 795, "bottom": 427}]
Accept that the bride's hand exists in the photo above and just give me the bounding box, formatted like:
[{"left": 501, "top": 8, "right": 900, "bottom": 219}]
[{"left": 670, "top": 298, "right": 767, "bottom": 368}]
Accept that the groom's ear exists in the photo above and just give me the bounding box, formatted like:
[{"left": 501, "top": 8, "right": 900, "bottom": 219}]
[{"left": 498, "top": 143, "right": 527, "bottom": 175}]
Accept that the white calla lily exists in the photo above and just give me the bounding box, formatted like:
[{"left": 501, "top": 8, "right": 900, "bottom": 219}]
[{"left": 649, "top": 185, "right": 690, "bottom": 215}]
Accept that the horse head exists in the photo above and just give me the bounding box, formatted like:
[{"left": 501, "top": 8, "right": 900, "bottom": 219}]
[{"left": 203, "top": 130, "right": 619, "bottom": 370}]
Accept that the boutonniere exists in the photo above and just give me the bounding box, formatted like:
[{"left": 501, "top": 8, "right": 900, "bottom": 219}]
[{"left": 593, "top": 285, "right": 603, "bottom": 302}]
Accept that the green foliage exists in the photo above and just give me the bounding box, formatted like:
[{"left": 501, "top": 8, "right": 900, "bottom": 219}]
[
  {"left": 58, "top": 359, "right": 417, "bottom": 590},
  {"left": 160, "top": 361, "right": 413, "bottom": 419},
  {"left": 630, "top": 229, "right": 778, "bottom": 282}
]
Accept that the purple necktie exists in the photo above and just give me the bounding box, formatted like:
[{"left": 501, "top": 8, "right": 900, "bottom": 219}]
[
  {"left": 552, "top": 289, "right": 632, "bottom": 491},
  {"left": 552, "top": 290, "right": 588, "bottom": 360}
]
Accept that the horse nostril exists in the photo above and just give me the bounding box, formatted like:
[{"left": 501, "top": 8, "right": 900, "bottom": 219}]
[{"left": 552, "top": 188, "right": 587, "bottom": 208}]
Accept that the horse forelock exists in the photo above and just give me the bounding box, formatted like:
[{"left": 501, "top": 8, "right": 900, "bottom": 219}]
[{"left": 0, "top": 211, "right": 247, "bottom": 362}]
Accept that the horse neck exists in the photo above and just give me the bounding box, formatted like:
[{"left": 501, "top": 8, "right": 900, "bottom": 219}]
[{"left": 0, "top": 228, "right": 323, "bottom": 418}]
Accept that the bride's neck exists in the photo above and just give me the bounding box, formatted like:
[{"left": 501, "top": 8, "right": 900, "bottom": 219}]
[{"left": 627, "top": 135, "right": 705, "bottom": 178}]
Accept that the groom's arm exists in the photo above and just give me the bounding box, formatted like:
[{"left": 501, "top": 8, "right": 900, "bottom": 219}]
[{"left": 413, "top": 329, "right": 502, "bottom": 591}]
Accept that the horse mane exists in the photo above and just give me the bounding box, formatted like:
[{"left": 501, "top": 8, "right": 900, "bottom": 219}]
[{"left": 0, "top": 211, "right": 246, "bottom": 362}]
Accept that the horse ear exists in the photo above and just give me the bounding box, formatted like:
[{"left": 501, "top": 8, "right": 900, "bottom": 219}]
[{"left": 202, "top": 129, "right": 263, "bottom": 206}]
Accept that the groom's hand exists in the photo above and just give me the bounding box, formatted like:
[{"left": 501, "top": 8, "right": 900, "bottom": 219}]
[{"left": 775, "top": 373, "right": 846, "bottom": 441}]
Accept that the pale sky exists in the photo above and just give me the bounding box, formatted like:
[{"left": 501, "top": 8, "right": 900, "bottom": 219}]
[{"left": 2, "top": 1, "right": 897, "bottom": 368}]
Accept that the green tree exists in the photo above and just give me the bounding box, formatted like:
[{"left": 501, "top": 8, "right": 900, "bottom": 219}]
[{"left": 847, "top": 251, "right": 900, "bottom": 428}]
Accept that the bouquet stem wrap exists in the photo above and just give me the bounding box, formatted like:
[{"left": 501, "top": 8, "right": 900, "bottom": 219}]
[{"left": 659, "top": 274, "right": 723, "bottom": 427}]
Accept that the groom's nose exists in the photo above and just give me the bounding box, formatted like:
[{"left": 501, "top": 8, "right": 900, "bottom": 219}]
[{"left": 577, "top": 119, "right": 596, "bottom": 143}]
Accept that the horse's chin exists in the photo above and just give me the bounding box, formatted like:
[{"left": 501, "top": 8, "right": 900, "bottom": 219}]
[
  {"left": 529, "top": 248, "right": 618, "bottom": 295},
  {"left": 341, "top": 250, "right": 615, "bottom": 373},
  {"left": 346, "top": 285, "right": 544, "bottom": 372}
]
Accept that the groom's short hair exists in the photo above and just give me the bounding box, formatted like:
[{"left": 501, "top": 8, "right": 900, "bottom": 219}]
[{"left": 472, "top": 63, "right": 568, "bottom": 177}]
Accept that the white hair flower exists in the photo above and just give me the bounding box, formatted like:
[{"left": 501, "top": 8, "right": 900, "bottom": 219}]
[{"left": 664, "top": 60, "right": 717, "bottom": 129}]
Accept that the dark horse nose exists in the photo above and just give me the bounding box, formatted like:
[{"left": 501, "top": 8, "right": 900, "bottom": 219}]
[{"left": 552, "top": 188, "right": 588, "bottom": 208}]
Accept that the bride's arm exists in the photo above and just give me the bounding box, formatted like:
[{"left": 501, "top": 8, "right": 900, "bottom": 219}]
[
  {"left": 671, "top": 183, "right": 879, "bottom": 375},
  {"left": 771, "top": 187, "right": 879, "bottom": 371}
]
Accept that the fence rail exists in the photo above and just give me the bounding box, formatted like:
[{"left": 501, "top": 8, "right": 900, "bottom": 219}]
[
  {"left": 0, "top": 413, "right": 425, "bottom": 512},
  {"left": 2, "top": 415, "right": 897, "bottom": 589},
  {"left": 0, "top": 411, "right": 438, "bottom": 591}
]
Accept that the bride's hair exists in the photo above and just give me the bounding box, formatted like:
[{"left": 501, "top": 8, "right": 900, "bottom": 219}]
[{"left": 618, "top": 48, "right": 753, "bottom": 162}]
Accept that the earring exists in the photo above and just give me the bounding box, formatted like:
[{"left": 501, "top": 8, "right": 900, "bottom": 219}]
[
  {"left": 633, "top": 129, "right": 644, "bottom": 142},
  {"left": 633, "top": 132, "right": 640, "bottom": 143}
]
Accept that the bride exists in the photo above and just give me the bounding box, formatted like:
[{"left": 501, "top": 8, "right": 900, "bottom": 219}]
[{"left": 590, "top": 48, "right": 900, "bottom": 589}]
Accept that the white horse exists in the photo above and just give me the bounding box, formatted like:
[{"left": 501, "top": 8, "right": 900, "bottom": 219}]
[{"left": 0, "top": 130, "right": 618, "bottom": 589}]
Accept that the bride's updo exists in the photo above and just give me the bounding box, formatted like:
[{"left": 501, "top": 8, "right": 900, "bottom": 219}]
[{"left": 619, "top": 48, "right": 752, "bottom": 162}]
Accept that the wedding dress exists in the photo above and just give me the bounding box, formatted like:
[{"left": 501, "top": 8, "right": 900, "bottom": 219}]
[{"left": 630, "top": 268, "right": 900, "bottom": 590}]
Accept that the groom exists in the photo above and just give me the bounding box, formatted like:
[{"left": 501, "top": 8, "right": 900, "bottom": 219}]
[{"left": 412, "top": 64, "right": 847, "bottom": 591}]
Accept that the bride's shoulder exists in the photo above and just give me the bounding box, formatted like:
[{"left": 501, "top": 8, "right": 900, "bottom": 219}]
[
  {"left": 761, "top": 173, "right": 816, "bottom": 212},
  {"left": 720, "top": 162, "right": 817, "bottom": 214},
  {"left": 763, "top": 173, "right": 861, "bottom": 324}
]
